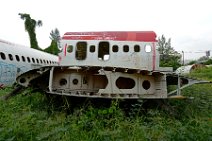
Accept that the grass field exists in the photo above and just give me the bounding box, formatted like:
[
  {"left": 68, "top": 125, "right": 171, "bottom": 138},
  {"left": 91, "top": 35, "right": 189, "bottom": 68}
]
[{"left": 0, "top": 67, "right": 211, "bottom": 141}]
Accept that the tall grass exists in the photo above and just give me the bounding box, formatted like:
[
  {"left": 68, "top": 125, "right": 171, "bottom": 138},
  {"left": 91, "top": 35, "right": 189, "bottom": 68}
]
[
  {"left": 0, "top": 67, "right": 211, "bottom": 140},
  {"left": 189, "top": 66, "right": 212, "bottom": 81}
]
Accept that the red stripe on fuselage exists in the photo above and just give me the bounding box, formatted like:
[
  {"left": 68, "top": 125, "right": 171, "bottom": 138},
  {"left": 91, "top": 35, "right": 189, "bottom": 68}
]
[
  {"left": 62, "top": 31, "right": 157, "bottom": 42},
  {"left": 152, "top": 42, "right": 156, "bottom": 71},
  {"left": 64, "top": 44, "right": 67, "bottom": 56},
  {"left": 126, "top": 32, "right": 137, "bottom": 41}
]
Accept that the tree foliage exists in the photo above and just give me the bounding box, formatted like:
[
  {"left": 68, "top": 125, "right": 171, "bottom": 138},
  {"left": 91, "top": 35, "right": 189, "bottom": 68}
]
[
  {"left": 44, "top": 28, "right": 60, "bottom": 55},
  {"left": 187, "top": 60, "right": 197, "bottom": 65},
  {"left": 49, "top": 28, "right": 60, "bottom": 42},
  {"left": 19, "top": 13, "right": 42, "bottom": 50},
  {"left": 199, "top": 58, "right": 212, "bottom": 65},
  {"left": 186, "top": 56, "right": 212, "bottom": 65},
  {"left": 44, "top": 40, "right": 60, "bottom": 55},
  {"left": 157, "top": 35, "right": 181, "bottom": 70},
  {"left": 204, "top": 59, "right": 212, "bottom": 65},
  {"left": 198, "top": 56, "right": 209, "bottom": 62}
]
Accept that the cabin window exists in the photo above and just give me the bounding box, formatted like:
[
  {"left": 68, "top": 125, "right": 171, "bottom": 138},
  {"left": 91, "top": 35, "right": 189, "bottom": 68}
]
[
  {"left": 145, "top": 44, "right": 152, "bottom": 53},
  {"left": 22, "top": 56, "right": 26, "bottom": 62},
  {"left": 134, "top": 45, "right": 140, "bottom": 52},
  {"left": 123, "top": 45, "right": 129, "bottom": 52},
  {"left": 98, "top": 41, "right": 110, "bottom": 61},
  {"left": 36, "top": 59, "right": 39, "bottom": 64},
  {"left": 76, "top": 42, "right": 87, "bottom": 60},
  {"left": 90, "top": 45, "right": 95, "bottom": 53},
  {"left": 40, "top": 59, "right": 43, "bottom": 64},
  {"left": 32, "top": 58, "right": 35, "bottom": 63},
  {"left": 15, "top": 55, "right": 20, "bottom": 62},
  {"left": 112, "top": 45, "right": 118, "bottom": 52},
  {"left": 8, "top": 54, "right": 13, "bottom": 61},
  {"left": 27, "top": 57, "right": 31, "bottom": 63},
  {"left": 0, "top": 52, "right": 6, "bottom": 60},
  {"left": 67, "top": 45, "right": 73, "bottom": 53}
]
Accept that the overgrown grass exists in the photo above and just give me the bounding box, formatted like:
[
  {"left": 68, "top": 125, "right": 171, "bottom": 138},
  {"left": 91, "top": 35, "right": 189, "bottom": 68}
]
[
  {"left": 0, "top": 68, "right": 212, "bottom": 141},
  {"left": 189, "top": 66, "right": 212, "bottom": 81}
]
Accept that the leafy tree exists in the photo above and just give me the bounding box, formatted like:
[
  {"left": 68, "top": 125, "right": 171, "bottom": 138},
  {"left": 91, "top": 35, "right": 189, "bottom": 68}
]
[
  {"left": 187, "top": 56, "right": 212, "bottom": 65},
  {"left": 157, "top": 35, "right": 181, "bottom": 70},
  {"left": 19, "top": 13, "right": 42, "bottom": 50},
  {"left": 204, "top": 59, "right": 212, "bottom": 65},
  {"left": 187, "top": 60, "right": 197, "bottom": 65},
  {"left": 44, "top": 28, "right": 60, "bottom": 55},
  {"left": 49, "top": 28, "right": 60, "bottom": 43},
  {"left": 197, "top": 56, "right": 212, "bottom": 65},
  {"left": 198, "top": 56, "right": 209, "bottom": 62}
]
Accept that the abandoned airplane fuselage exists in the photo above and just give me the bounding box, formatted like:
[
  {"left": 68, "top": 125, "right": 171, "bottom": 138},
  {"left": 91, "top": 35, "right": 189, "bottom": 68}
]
[{"left": 17, "top": 31, "right": 208, "bottom": 99}]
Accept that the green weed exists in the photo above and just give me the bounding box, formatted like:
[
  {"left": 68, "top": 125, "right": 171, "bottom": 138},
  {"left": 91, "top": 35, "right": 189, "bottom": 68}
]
[{"left": 0, "top": 67, "right": 211, "bottom": 140}]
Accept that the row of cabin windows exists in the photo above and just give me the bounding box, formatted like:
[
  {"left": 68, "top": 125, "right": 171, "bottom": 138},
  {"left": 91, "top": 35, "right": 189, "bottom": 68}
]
[
  {"left": 66, "top": 41, "right": 152, "bottom": 61},
  {"left": 67, "top": 43, "right": 149, "bottom": 53},
  {"left": 0, "top": 52, "right": 57, "bottom": 65}
]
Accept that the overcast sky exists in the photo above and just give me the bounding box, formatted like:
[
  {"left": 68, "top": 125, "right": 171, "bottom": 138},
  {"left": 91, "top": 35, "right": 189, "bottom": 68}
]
[{"left": 0, "top": 0, "right": 211, "bottom": 60}]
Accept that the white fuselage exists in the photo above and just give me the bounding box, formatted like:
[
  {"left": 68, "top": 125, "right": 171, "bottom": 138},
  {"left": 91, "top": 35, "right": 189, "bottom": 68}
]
[{"left": 0, "top": 39, "right": 58, "bottom": 87}]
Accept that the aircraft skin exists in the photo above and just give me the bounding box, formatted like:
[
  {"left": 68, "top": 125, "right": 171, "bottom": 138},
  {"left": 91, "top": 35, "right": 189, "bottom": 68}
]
[
  {"left": 16, "top": 31, "right": 210, "bottom": 99},
  {"left": 0, "top": 39, "right": 58, "bottom": 88}
]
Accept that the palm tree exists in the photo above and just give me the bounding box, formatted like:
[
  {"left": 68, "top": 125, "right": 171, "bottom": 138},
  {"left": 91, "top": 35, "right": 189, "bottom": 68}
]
[
  {"left": 49, "top": 28, "right": 60, "bottom": 42},
  {"left": 44, "top": 28, "right": 60, "bottom": 55},
  {"left": 19, "top": 13, "right": 42, "bottom": 50}
]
